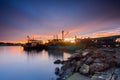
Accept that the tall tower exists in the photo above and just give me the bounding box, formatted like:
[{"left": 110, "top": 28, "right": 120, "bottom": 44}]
[
  {"left": 56, "top": 35, "right": 58, "bottom": 40},
  {"left": 62, "top": 30, "right": 64, "bottom": 40},
  {"left": 75, "top": 36, "right": 77, "bottom": 39}
]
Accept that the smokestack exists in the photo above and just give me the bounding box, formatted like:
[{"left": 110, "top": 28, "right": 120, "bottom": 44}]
[
  {"left": 75, "top": 36, "right": 77, "bottom": 39},
  {"left": 56, "top": 35, "right": 58, "bottom": 40},
  {"left": 62, "top": 30, "right": 64, "bottom": 40}
]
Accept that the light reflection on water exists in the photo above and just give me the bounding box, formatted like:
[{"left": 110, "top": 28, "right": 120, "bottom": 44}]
[{"left": 0, "top": 46, "right": 72, "bottom": 80}]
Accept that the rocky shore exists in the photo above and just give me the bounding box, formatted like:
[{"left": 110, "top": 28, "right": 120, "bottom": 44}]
[{"left": 54, "top": 48, "right": 120, "bottom": 80}]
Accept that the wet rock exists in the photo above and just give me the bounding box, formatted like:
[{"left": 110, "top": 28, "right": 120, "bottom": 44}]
[
  {"left": 55, "top": 48, "right": 120, "bottom": 80},
  {"left": 56, "top": 77, "right": 64, "bottom": 80},
  {"left": 115, "top": 59, "right": 120, "bottom": 67},
  {"left": 75, "top": 49, "right": 83, "bottom": 53},
  {"left": 55, "top": 67, "right": 60, "bottom": 75},
  {"left": 61, "top": 62, "right": 72, "bottom": 71},
  {"left": 54, "top": 60, "right": 61, "bottom": 64},
  {"left": 79, "top": 64, "right": 90, "bottom": 74},
  {"left": 70, "top": 53, "right": 80, "bottom": 58},
  {"left": 89, "top": 63, "right": 109, "bottom": 74},
  {"left": 104, "top": 49, "right": 116, "bottom": 53},
  {"left": 75, "top": 61, "right": 82, "bottom": 72},
  {"left": 85, "top": 57, "right": 94, "bottom": 65},
  {"left": 59, "top": 68, "right": 74, "bottom": 79},
  {"left": 94, "top": 58, "right": 103, "bottom": 63},
  {"left": 91, "top": 68, "right": 120, "bottom": 80},
  {"left": 61, "top": 60, "right": 67, "bottom": 64},
  {"left": 69, "top": 53, "right": 82, "bottom": 61},
  {"left": 82, "top": 51, "right": 89, "bottom": 57},
  {"left": 92, "top": 52, "right": 106, "bottom": 58},
  {"left": 113, "top": 69, "right": 120, "bottom": 80}
]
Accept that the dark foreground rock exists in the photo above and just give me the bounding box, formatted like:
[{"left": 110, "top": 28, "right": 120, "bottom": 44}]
[
  {"left": 54, "top": 60, "right": 62, "bottom": 64},
  {"left": 54, "top": 48, "right": 120, "bottom": 80},
  {"left": 55, "top": 67, "right": 60, "bottom": 75},
  {"left": 91, "top": 68, "right": 120, "bottom": 80}
]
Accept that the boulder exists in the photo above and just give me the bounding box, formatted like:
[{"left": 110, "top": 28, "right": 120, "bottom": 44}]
[
  {"left": 85, "top": 57, "right": 94, "bottom": 65},
  {"left": 94, "top": 58, "right": 103, "bottom": 63},
  {"left": 75, "top": 49, "right": 83, "bottom": 53},
  {"left": 82, "top": 51, "right": 89, "bottom": 57},
  {"left": 55, "top": 67, "right": 60, "bottom": 75},
  {"left": 91, "top": 52, "right": 106, "bottom": 58},
  {"left": 91, "top": 68, "right": 120, "bottom": 80},
  {"left": 75, "top": 61, "right": 82, "bottom": 72},
  {"left": 54, "top": 59, "right": 61, "bottom": 64},
  {"left": 89, "top": 63, "right": 109, "bottom": 74},
  {"left": 56, "top": 77, "right": 64, "bottom": 80},
  {"left": 61, "top": 60, "right": 68, "bottom": 64},
  {"left": 61, "top": 62, "right": 72, "bottom": 71},
  {"left": 115, "top": 59, "right": 120, "bottom": 67},
  {"left": 79, "top": 64, "right": 90, "bottom": 74}
]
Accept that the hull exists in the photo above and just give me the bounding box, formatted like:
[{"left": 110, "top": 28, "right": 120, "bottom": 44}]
[{"left": 23, "top": 44, "right": 46, "bottom": 51}]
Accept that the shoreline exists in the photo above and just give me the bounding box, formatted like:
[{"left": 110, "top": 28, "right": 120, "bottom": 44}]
[{"left": 54, "top": 48, "right": 120, "bottom": 80}]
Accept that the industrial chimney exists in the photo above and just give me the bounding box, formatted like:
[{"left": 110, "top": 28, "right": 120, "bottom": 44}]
[{"left": 62, "top": 30, "right": 64, "bottom": 40}]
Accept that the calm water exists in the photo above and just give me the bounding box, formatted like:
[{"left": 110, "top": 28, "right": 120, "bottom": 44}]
[{"left": 0, "top": 46, "right": 72, "bottom": 80}]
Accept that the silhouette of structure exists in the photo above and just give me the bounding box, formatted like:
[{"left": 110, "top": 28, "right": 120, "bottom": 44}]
[{"left": 92, "top": 35, "right": 120, "bottom": 47}]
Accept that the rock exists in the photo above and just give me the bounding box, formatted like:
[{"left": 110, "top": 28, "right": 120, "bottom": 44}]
[
  {"left": 85, "top": 57, "right": 94, "bottom": 65},
  {"left": 103, "top": 49, "right": 116, "bottom": 53},
  {"left": 56, "top": 77, "right": 64, "bottom": 80},
  {"left": 65, "top": 67, "right": 74, "bottom": 76},
  {"left": 61, "top": 60, "right": 67, "bottom": 64},
  {"left": 75, "top": 49, "right": 83, "bottom": 53},
  {"left": 94, "top": 58, "right": 103, "bottom": 63},
  {"left": 91, "top": 68, "right": 120, "bottom": 80},
  {"left": 54, "top": 60, "right": 61, "bottom": 64},
  {"left": 89, "top": 63, "right": 109, "bottom": 74},
  {"left": 76, "top": 61, "right": 82, "bottom": 66},
  {"left": 114, "top": 68, "right": 120, "bottom": 80},
  {"left": 75, "top": 61, "right": 82, "bottom": 72},
  {"left": 92, "top": 52, "right": 106, "bottom": 58},
  {"left": 115, "top": 59, "right": 120, "bottom": 67},
  {"left": 71, "top": 53, "right": 80, "bottom": 58},
  {"left": 79, "top": 64, "right": 90, "bottom": 74},
  {"left": 61, "top": 62, "right": 72, "bottom": 71},
  {"left": 82, "top": 51, "right": 89, "bottom": 57},
  {"left": 55, "top": 48, "right": 120, "bottom": 80},
  {"left": 60, "top": 67, "right": 74, "bottom": 79},
  {"left": 55, "top": 67, "right": 60, "bottom": 75},
  {"left": 68, "top": 53, "right": 82, "bottom": 61},
  {"left": 67, "top": 73, "right": 90, "bottom": 80}
]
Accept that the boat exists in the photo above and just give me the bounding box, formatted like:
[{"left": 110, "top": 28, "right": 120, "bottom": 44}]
[{"left": 23, "top": 39, "right": 46, "bottom": 50}]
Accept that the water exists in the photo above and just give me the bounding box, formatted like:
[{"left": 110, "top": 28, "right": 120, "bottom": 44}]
[{"left": 0, "top": 46, "right": 72, "bottom": 80}]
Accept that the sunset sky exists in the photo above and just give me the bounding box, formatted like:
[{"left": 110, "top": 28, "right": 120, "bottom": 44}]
[{"left": 0, "top": 0, "right": 120, "bottom": 43}]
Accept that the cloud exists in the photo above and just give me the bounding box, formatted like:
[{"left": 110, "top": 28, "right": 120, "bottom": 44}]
[
  {"left": 0, "top": 0, "right": 120, "bottom": 42},
  {"left": 81, "top": 28, "right": 120, "bottom": 38}
]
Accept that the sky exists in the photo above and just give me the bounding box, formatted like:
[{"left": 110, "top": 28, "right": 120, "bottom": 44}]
[{"left": 0, "top": 0, "right": 120, "bottom": 43}]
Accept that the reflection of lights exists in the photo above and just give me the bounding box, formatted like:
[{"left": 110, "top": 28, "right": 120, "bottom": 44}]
[
  {"left": 64, "top": 38, "right": 75, "bottom": 43},
  {"left": 10, "top": 46, "right": 24, "bottom": 53},
  {"left": 63, "top": 52, "right": 71, "bottom": 60},
  {"left": 41, "top": 50, "right": 48, "bottom": 57}
]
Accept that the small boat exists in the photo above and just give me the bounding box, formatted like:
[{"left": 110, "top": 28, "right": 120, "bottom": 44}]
[{"left": 23, "top": 39, "right": 46, "bottom": 50}]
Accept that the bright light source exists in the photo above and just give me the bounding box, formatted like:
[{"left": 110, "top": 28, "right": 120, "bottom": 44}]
[
  {"left": 64, "top": 38, "right": 75, "bottom": 43},
  {"left": 116, "top": 38, "right": 120, "bottom": 42}
]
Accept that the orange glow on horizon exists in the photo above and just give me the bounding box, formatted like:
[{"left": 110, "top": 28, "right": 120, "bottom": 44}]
[
  {"left": 0, "top": 25, "right": 119, "bottom": 43},
  {"left": 64, "top": 38, "right": 75, "bottom": 43}
]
